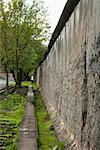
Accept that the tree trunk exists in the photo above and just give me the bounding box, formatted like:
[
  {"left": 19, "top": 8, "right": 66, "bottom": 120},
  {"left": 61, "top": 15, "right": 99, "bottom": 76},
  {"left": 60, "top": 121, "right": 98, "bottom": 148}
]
[
  {"left": 10, "top": 68, "right": 22, "bottom": 88},
  {"left": 16, "top": 68, "right": 22, "bottom": 88},
  {"left": 4, "top": 64, "right": 9, "bottom": 90},
  {"left": 10, "top": 69, "right": 17, "bottom": 83}
]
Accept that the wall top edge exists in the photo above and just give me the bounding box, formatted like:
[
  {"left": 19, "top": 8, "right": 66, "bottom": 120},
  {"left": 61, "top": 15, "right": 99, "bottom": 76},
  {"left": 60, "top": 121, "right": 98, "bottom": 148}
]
[{"left": 38, "top": 0, "right": 80, "bottom": 68}]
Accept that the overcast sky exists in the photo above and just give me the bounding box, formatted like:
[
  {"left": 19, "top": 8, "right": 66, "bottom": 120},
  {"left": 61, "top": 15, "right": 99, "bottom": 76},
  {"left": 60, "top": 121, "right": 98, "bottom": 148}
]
[
  {"left": 43, "top": 0, "right": 67, "bottom": 32},
  {"left": 4, "top": 0, "right": 67, "bottom": 32}
]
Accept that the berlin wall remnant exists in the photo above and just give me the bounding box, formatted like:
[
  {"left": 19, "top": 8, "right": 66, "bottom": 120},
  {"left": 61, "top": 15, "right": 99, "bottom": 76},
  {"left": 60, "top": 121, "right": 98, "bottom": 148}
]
[{"left": 37, "top": 0, "right": 100, "bottom": 149}]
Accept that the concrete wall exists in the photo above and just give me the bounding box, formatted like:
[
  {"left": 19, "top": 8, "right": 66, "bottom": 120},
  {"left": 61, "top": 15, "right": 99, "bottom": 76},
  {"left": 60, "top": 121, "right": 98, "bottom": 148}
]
[{"left": 37, "top": 0, "right": 100, "bottom": 149}]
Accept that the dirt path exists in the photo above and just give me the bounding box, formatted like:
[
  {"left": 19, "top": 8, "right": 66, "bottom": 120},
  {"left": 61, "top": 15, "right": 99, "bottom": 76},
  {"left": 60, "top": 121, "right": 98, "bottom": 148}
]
[{"left": 18, "top": 85, "right": 38, "bottom": 150}]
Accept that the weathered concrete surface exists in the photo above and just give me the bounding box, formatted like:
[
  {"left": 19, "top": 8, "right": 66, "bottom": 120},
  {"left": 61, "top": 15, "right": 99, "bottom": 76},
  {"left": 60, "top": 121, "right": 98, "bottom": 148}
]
[
  {"left": 27, "top": 85, "right": 34, "bottom": 103},
  {"left": 37, "top": 0, "right": 100, "bottom": 149},
  {"left": 18, "top": 86, "right": 37, "bottom": 150}
]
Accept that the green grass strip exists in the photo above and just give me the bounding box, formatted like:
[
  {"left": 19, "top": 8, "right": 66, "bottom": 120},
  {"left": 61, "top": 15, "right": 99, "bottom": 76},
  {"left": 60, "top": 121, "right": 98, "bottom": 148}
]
[{"left": 34, "top": 94, "right": 58, "bottom": 150}]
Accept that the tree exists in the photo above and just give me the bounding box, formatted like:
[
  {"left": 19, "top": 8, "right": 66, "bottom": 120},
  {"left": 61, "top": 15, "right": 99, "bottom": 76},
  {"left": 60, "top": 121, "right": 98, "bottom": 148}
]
[
  {"left": 0, "top": 0, "right": 10, "bottom": 89},
  {"left": 0, "top": 0, "right": 50, "bottom": 88}
]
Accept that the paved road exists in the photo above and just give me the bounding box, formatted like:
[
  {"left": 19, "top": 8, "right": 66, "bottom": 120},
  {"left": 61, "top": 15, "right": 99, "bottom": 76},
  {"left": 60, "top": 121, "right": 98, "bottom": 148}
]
[
  {"left": 0, "top": 79, "right": 14, "bottom": 90},
  {"left": 0, "top": 79, "right": 6, "bottom": 90}
]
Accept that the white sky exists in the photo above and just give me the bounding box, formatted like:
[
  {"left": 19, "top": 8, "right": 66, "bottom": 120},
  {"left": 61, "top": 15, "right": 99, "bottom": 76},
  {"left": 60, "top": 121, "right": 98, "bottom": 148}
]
[
  {"left": 43, "top": 0, "right": 67, "bottom": 32},
  {"left": 4, "top": 0, "right": 67, "bottom": 32}
]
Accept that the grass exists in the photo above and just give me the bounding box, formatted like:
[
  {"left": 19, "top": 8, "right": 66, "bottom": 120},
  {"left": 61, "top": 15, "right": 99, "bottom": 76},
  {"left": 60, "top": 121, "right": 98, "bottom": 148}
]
[
  {"left": 21, "top": 81, "right": 31, "bottom": 87},
  {"left": 34, "top": 93, "right": 58, "bottom": 150},
  {"left": 21, "top": 81, "right": 39, "bottom": 91},
  {"left": 0, "top": 93, "right": 27, "bottom": 149}
]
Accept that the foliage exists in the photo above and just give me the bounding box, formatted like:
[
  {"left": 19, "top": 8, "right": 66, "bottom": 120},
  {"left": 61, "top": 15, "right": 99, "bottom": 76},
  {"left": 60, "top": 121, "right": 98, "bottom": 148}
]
[
  {"left": 0, "top": 94, "right": 27, "bottom": 149},
  {"left": 32, "top": 82, "right": 39, "bottom": 91},
  {"left": 21, "top": 81, "right": 39, "bottom": 91},
  {"left": 21, "top": 81, "right": 31, "bottom": 87},
  {"left": 34, "top": 93, "right": 58, "bottom": 149},
  {"left": 0, "top": 0, "right": 50, "bottom": 88}
]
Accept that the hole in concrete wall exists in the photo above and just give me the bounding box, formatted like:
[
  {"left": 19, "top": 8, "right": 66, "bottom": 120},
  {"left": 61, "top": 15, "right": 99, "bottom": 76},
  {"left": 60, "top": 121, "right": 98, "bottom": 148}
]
[
  {"left": 93, "top": 73, "right": 95, "bottom": 77},
  {"left": 98, "top": 51, "right": 100, "bottom": 57},
  {"left": 96, "top": 33, "right": 100, "bottom": 49},
  {"left": 87, "top": 141, "right": 90, "bottom": 149},
  {"left": 82, "top": 109, "right": 87, "bottom": 130}
]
